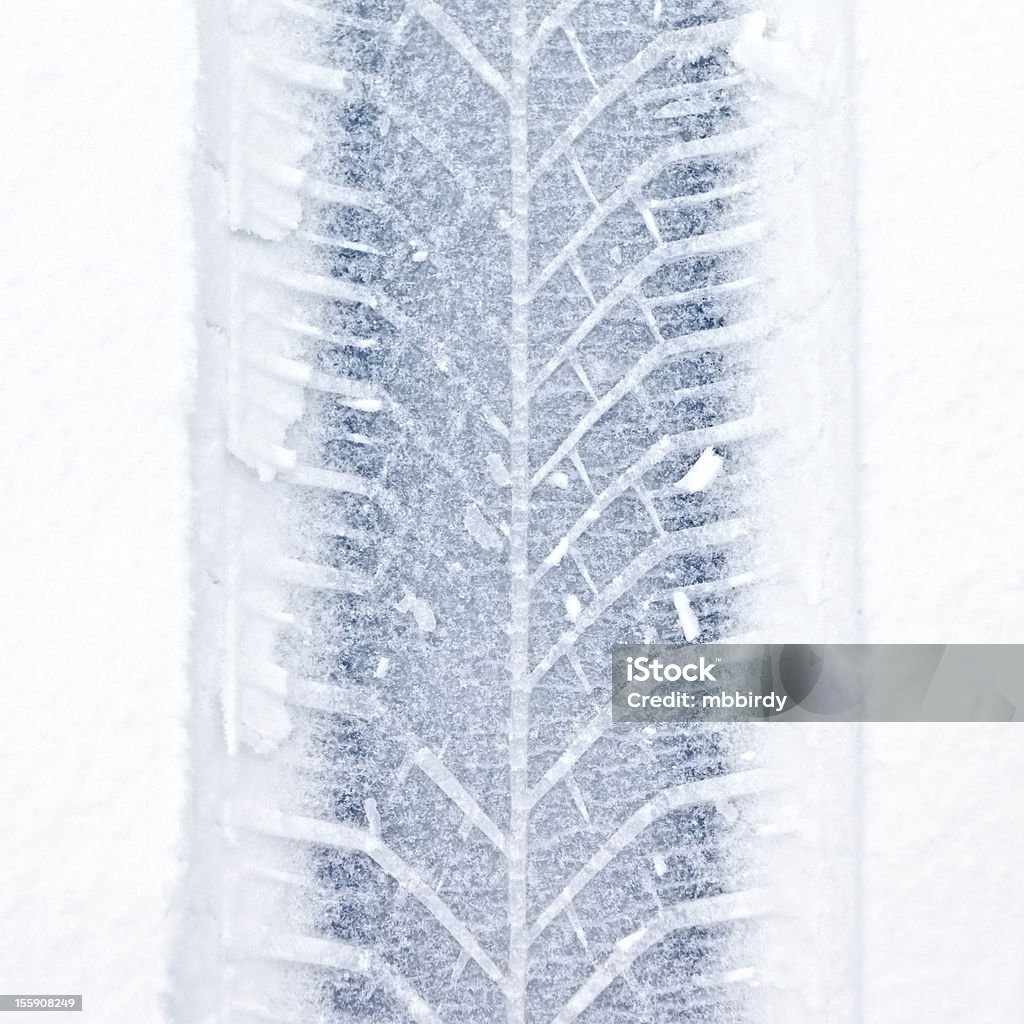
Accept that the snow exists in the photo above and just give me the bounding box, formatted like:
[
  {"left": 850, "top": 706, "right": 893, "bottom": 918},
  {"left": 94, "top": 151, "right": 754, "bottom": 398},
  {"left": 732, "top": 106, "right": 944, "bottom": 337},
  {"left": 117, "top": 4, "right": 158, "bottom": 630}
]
[
  {"left": 0, "top": 0, "right": 1022, "bottom": 1021},
  {"left": 856, "top": 1, "right": 1024, "bottom": 643},
  {"left": 465, "top": 504, "right": 505, "bottom": 551},
  {"left": 671, "top": 590, "right": 702, "bottom": 641},
  {"left": 0, "top": 1, "right": 195, "bottom": 1021},
  {"left": 855, "top": 3, "right": 1024, "bottom": 1021},
  {"left": 486, "top": 453, "right": 512, "bottom": 487},
  {"left": 675, "top": 448, "right": 724, "bottom": 494},
  {"left": 396, "top": 592, "right": 438, "bottom": 633}
]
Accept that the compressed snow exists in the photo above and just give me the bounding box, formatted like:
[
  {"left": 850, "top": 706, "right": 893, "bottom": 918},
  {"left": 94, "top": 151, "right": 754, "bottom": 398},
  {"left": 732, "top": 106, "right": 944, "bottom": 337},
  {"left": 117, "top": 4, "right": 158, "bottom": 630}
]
[{"left": 675, "top": 448, "right": 724, "bottom": 494}]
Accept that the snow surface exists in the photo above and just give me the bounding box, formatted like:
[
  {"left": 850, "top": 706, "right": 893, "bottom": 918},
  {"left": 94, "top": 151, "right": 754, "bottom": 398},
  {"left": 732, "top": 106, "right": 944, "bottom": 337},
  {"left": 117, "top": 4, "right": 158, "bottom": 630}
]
[
  {"left": 0, "top": 0, "right": 1022, "bottom": 1021},
  {"left": 0, "top": 1, "right": 195, "bottom": 1021},
  {"left": 855, "top": 4, "right": 1024, "bottom": 1022},
  {"left": 856, "top": 2, "right": 1024, "bottom": 641}
]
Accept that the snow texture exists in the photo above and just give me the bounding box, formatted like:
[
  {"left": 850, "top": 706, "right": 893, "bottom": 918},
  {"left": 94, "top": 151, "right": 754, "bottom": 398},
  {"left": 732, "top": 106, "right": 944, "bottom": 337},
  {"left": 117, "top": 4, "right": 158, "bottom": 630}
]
[
  {"left": 0, "top": 1, "right": 195, "bottom": 1021},
  {"left": 182, "top": 1, "right": 815, "bottom": 1022},
  {"left": 855, "top": 7, "right": 1024, "bottom": 1023},
  {"left": 4, "top": 0, "right": 1022, "bottom": 1022}
]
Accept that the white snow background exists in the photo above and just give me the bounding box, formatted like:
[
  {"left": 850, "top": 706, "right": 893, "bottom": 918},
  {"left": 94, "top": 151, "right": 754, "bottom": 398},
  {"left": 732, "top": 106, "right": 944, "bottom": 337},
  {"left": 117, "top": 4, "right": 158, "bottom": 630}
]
[
  {"left": 856, "top": 4, "right": 1024, "bottom": 1020},
  {"left": 1, "top": 1, "right": 1022, "bottom": 1022},
  {"left": 0, "top": 1, "right": 195, "bottom": 1021}
]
